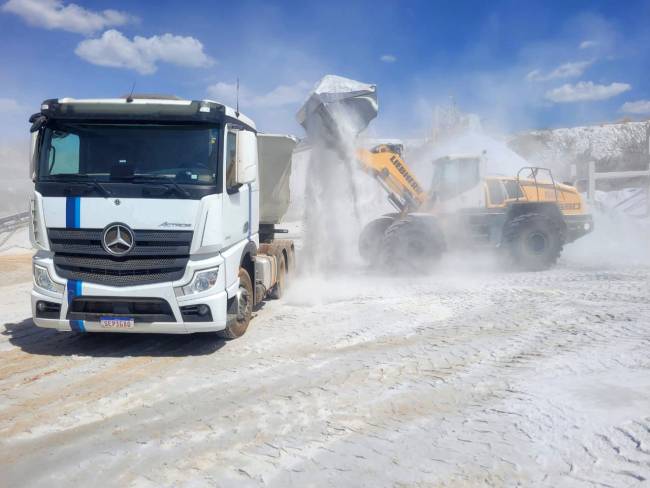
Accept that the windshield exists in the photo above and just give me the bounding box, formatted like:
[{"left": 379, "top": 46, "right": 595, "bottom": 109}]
[
  {"left": 431, "top": 157, "right": 480, "bottom": 200},
  {"left": 38, "top": 122, "right": 220, "bottom": 185}
]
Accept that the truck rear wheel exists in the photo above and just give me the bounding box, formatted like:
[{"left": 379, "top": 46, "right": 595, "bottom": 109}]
[
  {"left": 218, "top": 267, "right": 253, "bottom": 340},
  {"left": 270, "top": 254, "right": 286, "bottom": 299},
  {"left": 503, "top": 213, "right": 564, "bottom": 271},
  {"left": 359, "top": 216, "right": 394, "bottom": 262},
  {"left": 380, "top": 217, "right": 444, "bottom": 273}
]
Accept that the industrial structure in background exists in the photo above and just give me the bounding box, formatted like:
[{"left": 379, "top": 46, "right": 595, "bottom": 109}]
[{"left": 27, "top": 96, "right": 296, "bottom": 337}]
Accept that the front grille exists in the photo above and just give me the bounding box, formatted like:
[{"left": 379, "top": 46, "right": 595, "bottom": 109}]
[{"left": 49, "top": 228, "right": 193, "bottom": 286}]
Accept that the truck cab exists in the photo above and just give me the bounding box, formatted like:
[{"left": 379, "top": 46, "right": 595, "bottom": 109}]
[{"left": 28, "top": 96, "right": 295, "bottom": 337}]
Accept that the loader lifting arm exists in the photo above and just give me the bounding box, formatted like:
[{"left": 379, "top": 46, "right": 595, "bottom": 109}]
[{"left": 356, "top": 144, "right": 429, "bottom": 213}]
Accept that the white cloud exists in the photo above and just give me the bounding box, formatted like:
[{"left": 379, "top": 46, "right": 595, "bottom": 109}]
[
  {"left": 380, "top": 54, "right": 397, "bottom": 63},
  {"left": 579, "top": 40, "right": 598, "bottom": 49},
  {"left": 0, "top": 98, "right": 22, "bottom": 112},
  {"left": 2, "top": 0, "right": 134, "bottom": 35},
  {"left": 75, "top": 29, "right": 214, "bottom": 74},
  {"left": 620, "top": 100, "right": 650, "bottom": 114},
  {"left": 207, "top": 80, "right": 313, "bottom": 109},
  {"left": 545, "top": 81, "right": 631, "bottom": 103},
  {"left": 526, "top": 60, "right": 593, "bottom": 82}
]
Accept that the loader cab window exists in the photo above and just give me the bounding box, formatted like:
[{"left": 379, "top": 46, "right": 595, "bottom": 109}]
[
  {"left": 225, "top": 130, "right": 237, "bottom": 190},
  {"left": 486, "top": 179, "right": 506, "bottom": 206},
  {"left": 432, "top": 156, "right": 480, "bottom": 200},
  {"left": 503, "top": 180, "right": 524, "bottom": 199}
]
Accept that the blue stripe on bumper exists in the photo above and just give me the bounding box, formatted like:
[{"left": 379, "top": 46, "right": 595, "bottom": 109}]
[{"left": 67, "top": 279, "right": 85, "bottom": 332}]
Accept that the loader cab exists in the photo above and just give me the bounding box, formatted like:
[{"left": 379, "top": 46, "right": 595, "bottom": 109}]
[
  {"left": 430, "top": 154, "right": 485, "bottom": 211},
  {"left": 431, "top": 154, "right": 482, "bottom": 200}
]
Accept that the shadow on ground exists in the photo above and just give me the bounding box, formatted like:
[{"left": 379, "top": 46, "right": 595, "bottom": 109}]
[{"left": 2, "top": 319, "right": 227, "bottom": 358}]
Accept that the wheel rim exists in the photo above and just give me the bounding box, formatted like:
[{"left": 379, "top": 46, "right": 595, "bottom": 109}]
[{"left": 526, "top": 231, "right": 548, "bottom": 255}]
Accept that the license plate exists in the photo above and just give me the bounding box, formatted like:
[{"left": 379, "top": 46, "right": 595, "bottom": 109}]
[{"left": 100, "top": 316, "right": 135, "bottom": 329}]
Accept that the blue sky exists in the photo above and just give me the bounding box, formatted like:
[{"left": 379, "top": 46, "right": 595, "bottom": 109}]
[{"left": 0, "top": 0, "right": 649, "bottom": 143}]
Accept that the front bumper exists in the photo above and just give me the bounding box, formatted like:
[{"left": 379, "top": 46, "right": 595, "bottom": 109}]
[
  {"left": 31, "top": 252, "right": 229, "bottom": 334},
  {"left": 565, "top": 214, "right": 594, "bottom": 243}
]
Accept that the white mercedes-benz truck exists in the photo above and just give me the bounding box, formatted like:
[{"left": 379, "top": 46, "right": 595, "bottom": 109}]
[{"left": 28, "top": 96, "right": 296, "bottom": 338}]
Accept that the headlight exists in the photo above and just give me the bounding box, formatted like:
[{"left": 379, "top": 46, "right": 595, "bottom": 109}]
[
  {"left": 175, "top": 266, "right": 219, "bottom": 296},
  {"left": 33, "top": 264, "right": 64, "bottom": 293}
]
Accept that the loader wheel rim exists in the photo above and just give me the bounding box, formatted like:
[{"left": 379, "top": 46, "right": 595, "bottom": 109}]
[{"left": 527, "top": 231, "right": 548, "bottom": 255}]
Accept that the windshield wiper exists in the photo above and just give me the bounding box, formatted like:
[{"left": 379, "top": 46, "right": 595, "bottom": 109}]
[
  {"left": 41, "top": 174, "right": 113, "bottom": 198},
  {"left": 126, "top": 175, "right": 192, "bottom": 199}
]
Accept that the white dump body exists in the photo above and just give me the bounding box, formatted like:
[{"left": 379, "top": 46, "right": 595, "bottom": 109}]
[{"left": 257, "top": 133, "right": 297, "bottom": 225}]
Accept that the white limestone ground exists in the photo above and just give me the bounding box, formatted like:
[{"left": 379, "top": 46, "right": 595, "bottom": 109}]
[{"left": 0, "top": 223, "right": 649, "bottom": 487}]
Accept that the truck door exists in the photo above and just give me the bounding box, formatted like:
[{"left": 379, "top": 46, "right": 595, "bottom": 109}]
[{"left": 222, "top": 127, "right": 250, "bottom": 249}]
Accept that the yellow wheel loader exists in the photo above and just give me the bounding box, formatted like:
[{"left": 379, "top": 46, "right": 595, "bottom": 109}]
[
  {"left": 294, "top": 74, "right": 592, "bottom": 272},
  {"left": 357, "top": 144, "right": 593, "bottom": 271}
]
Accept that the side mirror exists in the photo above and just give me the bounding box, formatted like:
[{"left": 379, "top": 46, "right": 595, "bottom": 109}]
[
  {"left": 235, "top": 130, "right": 257, "bottom": 185},
  {"left": 29, "top": 113, "right": 47, "bottom": 133}
]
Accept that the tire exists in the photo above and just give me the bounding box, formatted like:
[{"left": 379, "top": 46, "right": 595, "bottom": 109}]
[
  {"left": 269, "top": 253, "right": 286, "bottom": 300},
  {"left": 358, "top": 216, "right": 394, "bottom": 262},
  {"left": 217, "top": 267, "right": 253, "bottom": 340},
  {"left": 379, "top": 217, "right": 445, "bottom": 273},
  {"left": 503, "top": 213, "right": 565, "bottom": 271}
]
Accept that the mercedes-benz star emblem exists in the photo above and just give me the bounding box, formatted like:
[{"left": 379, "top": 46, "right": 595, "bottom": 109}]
[{"left": 102, "top": 224, "right": 135, "bottom": 256}]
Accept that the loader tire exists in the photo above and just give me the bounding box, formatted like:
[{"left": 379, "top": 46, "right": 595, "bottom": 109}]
[
  {"left": 359, "top": 216, "right": 394, "bottom": 262},
  {"left": 380, "top": 218, "right": 444, "bottom": 273},
  {"left": 218, "top": 267, "right": 253, "bottom": 340},
  {"left": 269, "top": 253, "right": 286, "bottom": 300},
  {"left": 503, "top": 213, "right": 564, "bottom": 271}
]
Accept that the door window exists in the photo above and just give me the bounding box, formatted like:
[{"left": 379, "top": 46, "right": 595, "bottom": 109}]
[
  {"left": 486, "top": 179, "right": 506, "bottom": 205},
  {"left": 503, "top": 180, "right": 524, "bottom": 199},
  {"left": 225, "top": 130, "right": 237, "bottom": 190}
]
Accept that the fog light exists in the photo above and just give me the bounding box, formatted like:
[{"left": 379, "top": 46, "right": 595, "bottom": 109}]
[
  {"left": 36, "top": 301, "right": 46, "bottom": 312},
  {"left": 197, "top": 304, "right": 210, "bottom": 316}
]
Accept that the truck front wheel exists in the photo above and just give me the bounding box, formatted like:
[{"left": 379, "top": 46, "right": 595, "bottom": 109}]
[{"left": 218, "top": 267, "right": 253, "bottom": 339}]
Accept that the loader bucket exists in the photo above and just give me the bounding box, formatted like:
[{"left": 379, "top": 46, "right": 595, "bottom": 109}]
[{"left": 296, "top": 75, "right": 378, "bottom": 148}]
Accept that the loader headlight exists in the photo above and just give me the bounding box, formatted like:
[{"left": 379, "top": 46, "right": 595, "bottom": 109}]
[
  {"left": 175, "top": 266, "right": 219, "bottom": 296},
  {"left": 33, "top": 264, "right": 64, "bottom": 293}
]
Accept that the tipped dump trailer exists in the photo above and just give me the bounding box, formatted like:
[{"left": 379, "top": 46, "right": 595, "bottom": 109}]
[{"left": 28, "top": 96, "right": 296, "bottom": 338}]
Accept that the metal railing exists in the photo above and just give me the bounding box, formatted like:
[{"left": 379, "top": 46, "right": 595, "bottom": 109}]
[
  {"left": 0, "top": 211, "right": 30, "bottom": 234},
  {"left": 587, "top": 161, "right": 650, "bottom": 217}
]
